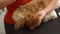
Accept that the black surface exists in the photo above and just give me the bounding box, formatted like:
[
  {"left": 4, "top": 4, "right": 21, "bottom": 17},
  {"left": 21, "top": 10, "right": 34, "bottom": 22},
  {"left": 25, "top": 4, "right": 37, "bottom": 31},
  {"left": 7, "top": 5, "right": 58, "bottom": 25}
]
[
  {"left": 14, "top": 17, "right": 60, "bottom": 34},
  {"left": 14, "top": 8, "right": 60, "bottom": 34},
  {"left": 55, "top": 7, "right": 60, "bottom": 17}
]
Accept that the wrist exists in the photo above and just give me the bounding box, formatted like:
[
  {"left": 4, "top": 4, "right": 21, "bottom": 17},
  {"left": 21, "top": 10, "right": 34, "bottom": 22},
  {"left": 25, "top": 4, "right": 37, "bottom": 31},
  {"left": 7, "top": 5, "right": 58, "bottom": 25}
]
[{"left": 38, "top": 10, "right": 47, "bottom": 15}]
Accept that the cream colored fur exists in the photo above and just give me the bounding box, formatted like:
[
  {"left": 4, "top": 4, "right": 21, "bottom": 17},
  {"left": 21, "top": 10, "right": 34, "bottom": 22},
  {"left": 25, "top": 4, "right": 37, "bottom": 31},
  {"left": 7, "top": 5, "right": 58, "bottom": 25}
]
[{"left": 12, "top": 0, "right": 55, "bottom": 30}]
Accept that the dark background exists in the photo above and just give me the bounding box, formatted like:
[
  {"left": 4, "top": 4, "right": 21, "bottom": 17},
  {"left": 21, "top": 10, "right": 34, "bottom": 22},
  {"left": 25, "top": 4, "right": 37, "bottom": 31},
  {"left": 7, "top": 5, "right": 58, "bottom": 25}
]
[{"left": 14, "top": 7, "right": 60, "bottom": 34}]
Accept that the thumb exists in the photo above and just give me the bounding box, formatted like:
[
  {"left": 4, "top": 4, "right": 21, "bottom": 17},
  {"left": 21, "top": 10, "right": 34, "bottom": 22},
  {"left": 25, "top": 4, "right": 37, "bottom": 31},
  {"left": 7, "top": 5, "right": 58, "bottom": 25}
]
[{"left": 39, "top": 13, "right": 46, "bottom": 20}]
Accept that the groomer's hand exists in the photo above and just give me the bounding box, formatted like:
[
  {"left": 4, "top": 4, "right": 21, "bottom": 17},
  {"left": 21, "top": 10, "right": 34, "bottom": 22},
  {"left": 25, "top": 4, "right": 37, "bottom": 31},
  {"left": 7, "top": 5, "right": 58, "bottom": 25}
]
[
  {"left": 10, "top": 0, "right": 16, "bottom": 4},
  {"left": 0, "top": 0, "right": 16, "bottom": 9},
  {"left": 33, "top": 10, "right": 46, "bottom": 20},
  {"left": 24, "top": 11, "right": 47, "bottom": 30}
]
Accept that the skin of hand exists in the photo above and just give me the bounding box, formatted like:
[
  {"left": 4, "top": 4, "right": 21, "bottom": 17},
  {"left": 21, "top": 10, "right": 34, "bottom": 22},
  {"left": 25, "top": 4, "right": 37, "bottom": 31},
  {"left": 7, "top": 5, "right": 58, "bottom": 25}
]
[
  {"left": 0, "top": 0, "right": 16, "bottom": 9},
  {"left": 23, "top": 13, "right": 42, "bottom": 30},
  {"left": 33, "top": 0, "right": 58, "bottom": 21},
  {"left": 24, "top": 0, "right": 58, "bottom": 30}
]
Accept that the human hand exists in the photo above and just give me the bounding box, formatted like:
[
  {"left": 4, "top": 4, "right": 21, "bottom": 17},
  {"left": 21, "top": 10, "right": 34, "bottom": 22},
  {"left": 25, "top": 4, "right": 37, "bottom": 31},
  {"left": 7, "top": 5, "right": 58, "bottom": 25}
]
[
  {"left": 9, "top": 0, "right": 16, "bottom": 4},
  {"left": 24, "top": 11, "right": 46, "bottom": 30},
  {"left": 24, "top": 13, "right": 40, "bottom": 30},
  {"left": 34, "top": 10, "right": 46, "bottom": 20},
  {"left": 28, "top": 11, "right": 46, "bottom": 30}
]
